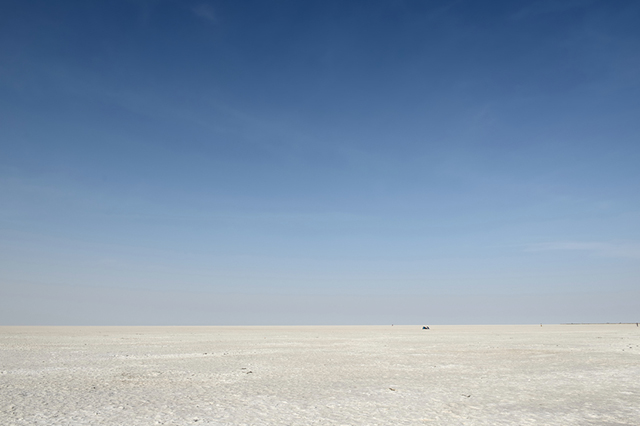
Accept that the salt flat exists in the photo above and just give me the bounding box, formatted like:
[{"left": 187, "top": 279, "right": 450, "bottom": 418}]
[{"left": 1, "top": 324, "right": 639, "bottom": 425}]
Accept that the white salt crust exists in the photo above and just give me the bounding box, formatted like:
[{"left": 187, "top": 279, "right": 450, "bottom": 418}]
[{"left": 1, "top": 324, "right": 639, "bottom": 425}]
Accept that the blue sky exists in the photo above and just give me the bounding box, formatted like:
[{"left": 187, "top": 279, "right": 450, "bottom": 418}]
[{"left": 1, "top": 0, "right": 639, "bottom": 324}]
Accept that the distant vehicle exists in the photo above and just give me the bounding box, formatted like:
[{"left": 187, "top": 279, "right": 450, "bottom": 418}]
[{"left": 422, "top": 326, "right": 430, "bottom": 330}]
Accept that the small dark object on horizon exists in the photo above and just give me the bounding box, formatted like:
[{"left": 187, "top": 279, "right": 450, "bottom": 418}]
[{"left": 422, "top": 326, "right": 430, "bottom": 330}]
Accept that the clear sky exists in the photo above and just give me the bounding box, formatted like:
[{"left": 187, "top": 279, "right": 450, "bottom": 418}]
[{"left": 1, "top": 0, "right": 639, "bottom": 325}]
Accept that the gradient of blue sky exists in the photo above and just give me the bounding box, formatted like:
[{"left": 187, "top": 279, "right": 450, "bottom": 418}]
[{"left": 1, "top": 0, "right": 639, "bottom": 324}]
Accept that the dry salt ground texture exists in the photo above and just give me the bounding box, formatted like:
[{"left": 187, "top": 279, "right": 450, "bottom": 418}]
[{"left": 1, "top": 325, "right": 639, "bottom": 426}]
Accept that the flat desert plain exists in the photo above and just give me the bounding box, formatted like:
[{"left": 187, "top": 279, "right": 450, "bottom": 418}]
[{"left": 1, "top": 325, "right": 639, "bottom": 425}]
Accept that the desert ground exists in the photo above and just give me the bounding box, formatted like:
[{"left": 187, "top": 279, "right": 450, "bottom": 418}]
[{"left": 1, "top": 324, "right": 639, "bottom": 425}]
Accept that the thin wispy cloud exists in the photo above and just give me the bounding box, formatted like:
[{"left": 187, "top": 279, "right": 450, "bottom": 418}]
[
  {"left": 527, "top": 242, "right": 640, "bottom": 260},
  {"left": 510, "top": 0, "right": 596, "bottom": 21},
  {"left": 192, "top": 3, "right": 216, "bottom": 23}
]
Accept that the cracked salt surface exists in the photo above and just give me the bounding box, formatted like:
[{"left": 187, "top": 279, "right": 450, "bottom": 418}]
[{"left": 1, "top": 324, "right": 639, "bottom": 425}]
